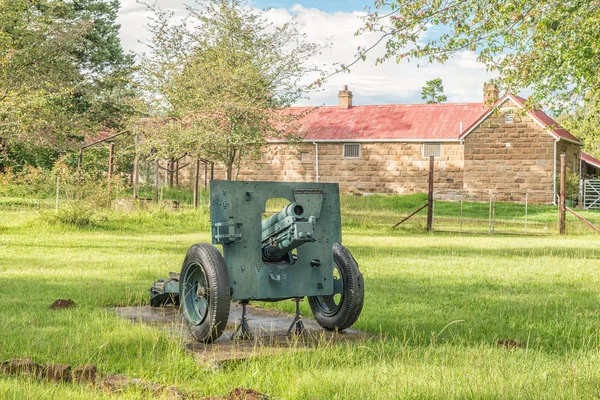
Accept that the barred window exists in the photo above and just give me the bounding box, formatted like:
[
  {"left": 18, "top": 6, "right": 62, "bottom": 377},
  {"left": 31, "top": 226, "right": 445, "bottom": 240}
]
[
  {"left": 423, "top": 143, "right": 442, "bottom": 158},
  {"left": 504, "top": 113, "right": 514, "bottom": 124},
  {"left": 343, "top": 143, "right": 361, "bottom": 159}
]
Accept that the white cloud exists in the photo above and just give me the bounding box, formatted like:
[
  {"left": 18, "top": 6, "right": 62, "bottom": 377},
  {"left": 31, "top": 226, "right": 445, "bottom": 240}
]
[{"left": 117, "top": 2, "right": 496, "bottom": 106}]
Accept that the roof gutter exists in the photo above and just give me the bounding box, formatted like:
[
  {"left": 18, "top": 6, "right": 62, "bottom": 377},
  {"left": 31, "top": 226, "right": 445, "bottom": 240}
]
[{"left": 268, "top": 138, "right": 461, "bottom": 144}]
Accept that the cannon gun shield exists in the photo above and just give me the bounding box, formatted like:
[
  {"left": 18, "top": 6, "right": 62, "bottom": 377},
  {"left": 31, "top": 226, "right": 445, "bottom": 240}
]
[{"left": 157, "top": 180, "right": 364, "bottom": 343}]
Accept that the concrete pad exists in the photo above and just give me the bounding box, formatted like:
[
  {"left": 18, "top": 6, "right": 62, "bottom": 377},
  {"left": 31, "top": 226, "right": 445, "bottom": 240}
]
[{"left": 113, "top": 303, "right": 370, "bottom": 365}]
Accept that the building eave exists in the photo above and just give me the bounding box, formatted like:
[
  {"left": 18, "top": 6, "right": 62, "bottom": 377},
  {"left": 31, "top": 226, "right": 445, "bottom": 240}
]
[{"left": 267, "top": 138, "right": 461, "bottom": 144}]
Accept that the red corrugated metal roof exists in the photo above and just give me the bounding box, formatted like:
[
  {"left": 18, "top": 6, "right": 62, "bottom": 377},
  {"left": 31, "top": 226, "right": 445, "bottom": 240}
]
[
  {"left": 582, "top": 152, "right": 600, "bottom": 168},
  {"left": 289, "top": 103, "right": 486, "bottom": 141}
]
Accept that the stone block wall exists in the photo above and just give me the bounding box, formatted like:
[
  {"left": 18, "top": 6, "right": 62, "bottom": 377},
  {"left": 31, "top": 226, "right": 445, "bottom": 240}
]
[
  {"left": 168, "top": 100, "right": 579, "bottom": 204},
  {"left": 224, "top": 141, "right": 464, "bottom": 195},
  {"left": 462, "top": 100, "right": 570, "bottom": 203},
  {"left": 556, "top": 140, "right": 580, "bottom": 175}
]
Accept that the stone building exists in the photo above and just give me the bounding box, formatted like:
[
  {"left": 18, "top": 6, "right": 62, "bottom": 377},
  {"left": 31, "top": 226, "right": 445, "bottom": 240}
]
[
  {"left": 581, "top": 152, "right": 600, "bottom": 177},
  {"left": 198, "top": 84, "right": 593, "bottom": 203}
]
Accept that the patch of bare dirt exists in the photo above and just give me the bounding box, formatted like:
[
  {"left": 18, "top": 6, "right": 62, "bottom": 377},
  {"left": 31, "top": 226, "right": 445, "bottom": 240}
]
[
  {"left": 49, "top": 299, "right": 76, "bottom": 309},
  {"left": 496, "top": 339, "right": 524, "bottom": 349}
]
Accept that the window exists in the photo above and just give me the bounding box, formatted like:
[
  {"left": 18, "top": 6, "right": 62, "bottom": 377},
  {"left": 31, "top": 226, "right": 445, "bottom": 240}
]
[
  {"left": 504, "top": 113, "right": 514, "bottom": 124},
  {"left": 343, "top": 143, "right": 361, "bottom": 159},
  {"left": 423, "top": 143, "right": 442, "bottom": 158},
  {"left": 300, "top": 152, "right": 311, "bottom": 162}
]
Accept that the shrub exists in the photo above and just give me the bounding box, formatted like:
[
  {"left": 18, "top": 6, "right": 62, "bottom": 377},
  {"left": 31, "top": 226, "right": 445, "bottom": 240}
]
[{"left": 39, "top": 204, "right": 94, "bottom": 227}]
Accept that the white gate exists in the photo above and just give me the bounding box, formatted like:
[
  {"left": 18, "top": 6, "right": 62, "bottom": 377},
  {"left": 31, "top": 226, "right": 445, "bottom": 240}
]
[{"left": 583, "top": 179, "right": 600, "bottom": 209}]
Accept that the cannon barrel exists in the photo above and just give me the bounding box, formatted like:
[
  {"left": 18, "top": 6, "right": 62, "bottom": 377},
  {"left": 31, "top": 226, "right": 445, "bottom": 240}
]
[
  {"left": 261, "top": 202, "right": 315, "bottom": 262},
  {"left": 261, "top": 202, "right": 305, "bottom": 231}
]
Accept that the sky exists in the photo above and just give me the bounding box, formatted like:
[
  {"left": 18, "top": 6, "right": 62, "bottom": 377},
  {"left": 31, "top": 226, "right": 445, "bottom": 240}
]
[{"left": 116, "top": 0, "right": 495, "bottom": 106}]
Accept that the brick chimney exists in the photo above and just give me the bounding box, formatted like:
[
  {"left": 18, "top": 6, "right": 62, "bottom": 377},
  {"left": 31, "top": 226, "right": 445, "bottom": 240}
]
[
  {"left": 338, "top": 85, "right": 353, "bottom": 109},
  {"left": 483, "top": 81, "right": 499, "bottom": 108}
]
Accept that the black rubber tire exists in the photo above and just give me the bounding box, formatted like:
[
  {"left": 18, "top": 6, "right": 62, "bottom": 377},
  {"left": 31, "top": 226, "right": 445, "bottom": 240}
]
[
  {"left": 180, "top": 243, "right": 231, "bottom": 343},
  {"left": 308, "top": 243, "right": 364, "bottom": 331}
]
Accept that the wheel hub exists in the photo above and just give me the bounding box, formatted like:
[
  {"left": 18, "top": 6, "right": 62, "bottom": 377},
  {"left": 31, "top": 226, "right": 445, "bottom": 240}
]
[{"left": 181, "top": 262, "right": 209, "bottom": 325}]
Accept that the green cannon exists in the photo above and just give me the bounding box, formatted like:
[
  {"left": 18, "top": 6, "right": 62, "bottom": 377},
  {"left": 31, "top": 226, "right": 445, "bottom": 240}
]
[
  {"left": 260, "top": 202, "right": 316, "bottom": 262},
  {"left": 152, "top": 180, "right": 364, "bottom": 343}
]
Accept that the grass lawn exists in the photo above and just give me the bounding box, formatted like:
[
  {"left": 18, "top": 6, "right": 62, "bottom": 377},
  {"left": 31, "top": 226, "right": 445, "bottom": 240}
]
[{"left": 2, "top": 197, "right": 600, "bottom": 399}]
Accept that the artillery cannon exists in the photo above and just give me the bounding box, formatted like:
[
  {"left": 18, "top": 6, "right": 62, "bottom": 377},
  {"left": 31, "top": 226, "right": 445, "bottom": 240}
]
[{"left": 152, "top": 180, "right": 364, "bottom": 343}]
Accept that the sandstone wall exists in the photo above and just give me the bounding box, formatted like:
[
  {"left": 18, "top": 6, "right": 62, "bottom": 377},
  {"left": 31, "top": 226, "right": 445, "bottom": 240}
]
[
  {"left": 216, "top": 141, "right": 465, "bottom": 195},
  {"left": 462, "top": 100, "right": 569, "bottom": 203},
  {"left": 157, "top": 100, "right": 580, "bottom": 204}
]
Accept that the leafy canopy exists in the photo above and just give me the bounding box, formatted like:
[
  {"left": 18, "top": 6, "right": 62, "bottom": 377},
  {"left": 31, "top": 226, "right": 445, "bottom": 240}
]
[
  {"left": 0, "top": 0, "right": 135, "bottom": 169},
  {"left": 559, "top": 101, "right": 600, "bottom": 160},
  {"left": 421, "top": 78, "right": 447, "bottom": 104},
  {"left": 360, "top": 0, "right": 600, "bottom": 108},
  {"left": 137, "top": 0, "right": 324, "bottom": 179}
]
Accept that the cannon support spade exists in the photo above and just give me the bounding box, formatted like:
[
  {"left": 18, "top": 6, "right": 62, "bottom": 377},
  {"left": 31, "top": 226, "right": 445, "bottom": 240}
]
[{"left": 153, "top": 180, "right": 364, "bottom": 343}]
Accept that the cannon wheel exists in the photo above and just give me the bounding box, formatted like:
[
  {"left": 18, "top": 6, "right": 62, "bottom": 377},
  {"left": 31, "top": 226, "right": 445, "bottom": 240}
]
[
  {"left": 180, "top": 243, "right": 230, "bottom": 343},
  {"left": 308, "top": 243, "right": 364, "bottom": 331}
]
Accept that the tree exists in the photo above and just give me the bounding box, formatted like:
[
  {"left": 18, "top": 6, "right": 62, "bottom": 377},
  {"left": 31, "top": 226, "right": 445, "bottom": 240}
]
[
  {"left": 137, "top": 0, "right": 323, "bottom": 179},
  {"left": 558, "top": 102, "right": 600, "bottom": 160},
  {"left": 64, "top": 0, "right": 136, "bottom": 133},
  {"left": 421, "top": 78, "right": 447, "bottom": 104},
  {"left": 0, "top": 0, "right": 135, "bottom": 170},
  {"left": 358, "top": 0, "right": 600, "bottom": 109},
  {"left": 0, "top": 0, "right": 85, "bottom": 167}
]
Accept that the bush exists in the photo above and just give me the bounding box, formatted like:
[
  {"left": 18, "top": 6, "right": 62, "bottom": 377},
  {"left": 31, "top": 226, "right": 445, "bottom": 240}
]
[
  {"left": 0, "top": 165, "right": 55, "bottom": 197},
  {"left": 39, "top": 204, "right": 94, "bottom": 227},
  {"left": 556, "top": 170, "right": 580, "bottom": 201}
]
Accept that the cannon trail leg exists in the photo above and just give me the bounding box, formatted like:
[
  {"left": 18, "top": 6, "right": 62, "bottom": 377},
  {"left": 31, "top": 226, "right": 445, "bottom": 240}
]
[
  {"left": 287, "top": 298, "right": 307, "bottom": 336},
  {"left": 230, "top": 301, "right": 253, "bottom": 340}
]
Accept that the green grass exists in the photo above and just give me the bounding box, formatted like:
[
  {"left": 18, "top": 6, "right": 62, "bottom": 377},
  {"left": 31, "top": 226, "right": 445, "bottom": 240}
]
[{"left": 2, "top": 196, "right": 600, "bottom": 398}]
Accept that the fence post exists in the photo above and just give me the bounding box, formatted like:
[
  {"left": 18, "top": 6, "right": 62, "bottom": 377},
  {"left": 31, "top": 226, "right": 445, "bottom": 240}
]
[
  {"left": 77, "top": 148, "right": 83, "bottom": 185},
  {"left": 204, "top": 162, "right": 208, "bottom": 189},
  {"left": 489, "top": 191, "right": 493, "bottom": 235},
  {"left": 107, "top": 142, "right": 114, "bottom": 204},
  {"left": 560, "top": 154, "right": 566, "bottom": 234},
  {"left": 133, "top": 133, "right": 140, "bottom": 199},
  {"left": 154, "top": 159, "right": 159, "bottom": 205},
  {"left": 427, "top": 156, "right": 434, "bottom": 231},
  {"left": 55, "top": 176, "right": 60, "bottom": 212},
  {"left": 459, "top": 195, "right": 463, "bottom": 234},
  {"left": 194, "top": 158, "right": 200, "bottom": 209},
  {"left": 524, "top": 192, "right": 528, "bottom": 235}
]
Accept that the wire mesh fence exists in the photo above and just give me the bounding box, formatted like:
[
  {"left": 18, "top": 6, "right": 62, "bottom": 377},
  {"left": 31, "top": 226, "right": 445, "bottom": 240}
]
[
  {"left": 432, "top": 190, "right": 492, "bottom": 234},
  {"left": 4, "top": 176, "right": 600, "bottom": 236},
  {"left": 0, "top": 167, "right": 211, "bottom": 226},
  {"left": 432, "top": 190, "right": 558, "bottom": 235}
]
